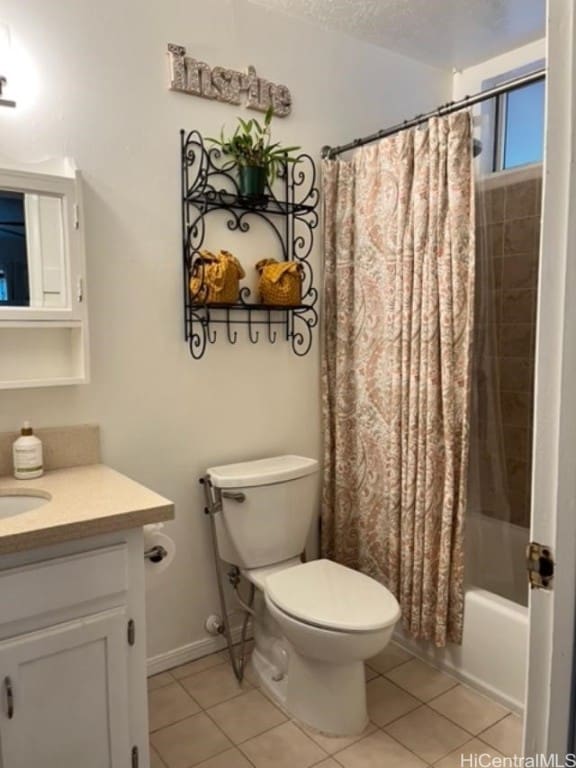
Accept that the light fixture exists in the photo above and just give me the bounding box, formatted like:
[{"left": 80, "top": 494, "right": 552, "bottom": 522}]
[{"left": 0, "top": 23, "right": 16, "bottom": 108}]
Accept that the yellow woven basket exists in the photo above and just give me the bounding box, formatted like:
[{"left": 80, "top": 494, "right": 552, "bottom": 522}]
[
  {"left": 189, "top": 250, "right": 245, "bottom": 304},
  {"left": 255, "top": 259, "right": 303, "bottom": 306}
]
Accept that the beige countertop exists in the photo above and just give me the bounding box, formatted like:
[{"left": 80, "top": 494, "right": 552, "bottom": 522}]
[{"left": 0, "top": 464, "right": 174, "bottom": 555}]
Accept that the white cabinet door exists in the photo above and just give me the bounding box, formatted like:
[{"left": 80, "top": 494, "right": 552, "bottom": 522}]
[{"left": 0, "top": 608, "right": 130, "bottom": 768}]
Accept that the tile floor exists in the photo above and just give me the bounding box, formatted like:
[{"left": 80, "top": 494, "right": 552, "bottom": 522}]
[{"left": 148, "top": 642, "right": 522, "bottom": 768}]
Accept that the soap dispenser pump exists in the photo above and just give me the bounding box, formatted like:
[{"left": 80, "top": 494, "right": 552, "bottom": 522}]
[{"left": 13, "top": 422, "right": 44, "bottom": 480}]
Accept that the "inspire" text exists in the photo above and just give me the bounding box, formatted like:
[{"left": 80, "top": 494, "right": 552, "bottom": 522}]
[{"left": 167, "top": 44, "right": 292, "bottom": 117}]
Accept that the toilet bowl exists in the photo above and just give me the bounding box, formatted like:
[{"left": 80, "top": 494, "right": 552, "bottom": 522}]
[
  {"left": 244, "top": 558, "right": 400, "bottom": 735},
  {"left": 206, "top": 455, "right": 401, "bottom": 736}
]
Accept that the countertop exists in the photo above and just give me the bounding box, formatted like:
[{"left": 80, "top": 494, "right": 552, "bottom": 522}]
[{"left": 0, "top": 464, "right": 174, "bottom": 555}]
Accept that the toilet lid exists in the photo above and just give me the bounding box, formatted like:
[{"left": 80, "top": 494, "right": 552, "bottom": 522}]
[{"left": 265, "top": 559, "right": 400, "bottom": 632}]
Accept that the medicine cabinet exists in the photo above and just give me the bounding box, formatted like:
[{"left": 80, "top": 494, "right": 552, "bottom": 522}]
[{"left": 0, "top": 158, "right": 88, "bottom": 388}]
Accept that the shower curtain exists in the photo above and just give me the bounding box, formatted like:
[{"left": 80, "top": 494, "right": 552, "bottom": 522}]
[{"left": 321, "top": 112, "right": 475, "bottom": 646}]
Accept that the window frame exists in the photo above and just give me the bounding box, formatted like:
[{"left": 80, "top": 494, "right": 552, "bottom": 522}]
[{"left": 480, "top": 59, "right": 545, "bottom": 175}]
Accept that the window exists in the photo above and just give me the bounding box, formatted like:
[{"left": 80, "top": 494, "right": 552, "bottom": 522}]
[
  {"left": 481, "top": 60, "right": 545, "bottom": 174},
  {"left": 496, "top": 79, "right": 545, "bottom": 170}
]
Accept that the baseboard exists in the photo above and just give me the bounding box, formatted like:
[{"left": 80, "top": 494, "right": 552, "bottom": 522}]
[
  {"left": 147, "top": 625, "right": 250, "bottom": 677},
  {"left": 393, "top": 633, "right": 524, "bottom": 714}
]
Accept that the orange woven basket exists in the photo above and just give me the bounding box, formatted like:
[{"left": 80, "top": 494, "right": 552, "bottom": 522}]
[
  {"left": 189, "top": 250, "right": 245, "bottom": 304},
  {"left": 255, "top": 259, "right": 303, "bottom": 306}
]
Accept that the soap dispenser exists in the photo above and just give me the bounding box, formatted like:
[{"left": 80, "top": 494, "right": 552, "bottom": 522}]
[{"left": 13, "top": 422, "right": 44, "bottom": 479}]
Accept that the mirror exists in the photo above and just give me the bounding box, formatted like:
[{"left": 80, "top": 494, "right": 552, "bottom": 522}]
[{"left": 0, "top": 189, "right": 66, "bottom": 308}]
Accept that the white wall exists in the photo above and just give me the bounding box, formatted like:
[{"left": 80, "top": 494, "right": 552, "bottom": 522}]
[
  {"left": 453, "top": 38, "right": 546, "bottom": 98},
  {"left": 0, "top": 0, "right": 450, "bottom": 663}
]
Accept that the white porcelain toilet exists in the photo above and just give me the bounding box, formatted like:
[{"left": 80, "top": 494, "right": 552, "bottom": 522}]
[{"left": 207, "top": 455, "right": 400, "bottom": 736}]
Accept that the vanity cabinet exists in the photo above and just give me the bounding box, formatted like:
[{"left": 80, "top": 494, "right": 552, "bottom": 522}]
[
  {"left": 0, "top": 530, "right": 149, "bottom": 768},
  {"left": 0, "top": 609, "right": 130, "bottom": 768}
]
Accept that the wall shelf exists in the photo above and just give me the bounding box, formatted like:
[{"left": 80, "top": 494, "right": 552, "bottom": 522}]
[
  {"left": 185, "top": 190, "right": 316, "bottom": 217},
  {"left": 180, "top": 129, "right": 319, "bottom": 359}
]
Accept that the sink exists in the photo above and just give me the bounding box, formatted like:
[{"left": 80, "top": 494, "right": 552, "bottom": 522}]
[{"left": 0, "top": 493, "right": 51, "bottom": 519}]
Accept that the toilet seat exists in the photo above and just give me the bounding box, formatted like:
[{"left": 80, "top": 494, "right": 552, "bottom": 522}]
[{"left": 265, "top": 559, "right": 400, "bottom": 633}]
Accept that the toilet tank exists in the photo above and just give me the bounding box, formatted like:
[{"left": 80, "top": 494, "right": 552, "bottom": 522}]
[{"left": 207, "top": 455, "right": 319, "bottom": 569}]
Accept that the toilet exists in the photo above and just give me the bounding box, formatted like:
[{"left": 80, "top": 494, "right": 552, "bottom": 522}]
[{"left": 207, "top": 455, "right": 400, "bottom": 736}]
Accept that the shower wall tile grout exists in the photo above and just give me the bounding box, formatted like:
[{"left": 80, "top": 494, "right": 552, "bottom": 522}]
[{"left": 475, "top": 172, "right": 541, "bottom": 529}]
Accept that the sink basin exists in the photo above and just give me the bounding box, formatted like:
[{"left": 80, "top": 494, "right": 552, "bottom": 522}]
[{"left": 0, "top": 493, "right": 51, "bottom": 519}]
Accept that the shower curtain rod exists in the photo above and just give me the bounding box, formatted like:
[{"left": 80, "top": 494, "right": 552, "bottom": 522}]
[{"left": 321, "top": 68, "right": 546, "bottom": 160}]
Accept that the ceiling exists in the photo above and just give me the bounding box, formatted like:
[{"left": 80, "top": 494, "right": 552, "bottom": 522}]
[{"left": 247, "top": 0, "right": 546, "bottom": 70}]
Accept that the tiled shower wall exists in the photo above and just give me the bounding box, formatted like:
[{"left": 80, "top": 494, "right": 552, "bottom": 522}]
[{"left": 476, "top": 170, "right": 542, "bottom": 528}]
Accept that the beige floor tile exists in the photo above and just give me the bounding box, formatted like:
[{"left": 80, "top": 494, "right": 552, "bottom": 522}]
[
  {"left": 364, "top": 665, "right": 379, "bottom": 682},
  {"left": 385, "top": 706, "right": 470, "bottom": 763},
  {"left": 148, "top": 672, "right": 175, "bottom": 691},
  {"left": 479, "top": 714, "right": 523, "bottom": 757},
  {"left": 385, "top": 659, "right": 458, "bottom": 702},
  {"left": 151, "top": 712, "right": 233, "bottom": 768},
  {"left": 150, "top": 746, "right": 167, "bottom": 768},
  {"left": 366, "top": 677, "right": 421, "bottom": 727},
  {"left": 240, "top": 721, "right": 327, "bottom": 768},
  {"left": 254, "top": 681, "right": 279, "bottom": 706},
  {"left": 435, "top": 738, "right": 505, "bottom": 768},
  {"left": 207, "top": 689, "right": 287, "bottom": 743},
  {"left": 334, "top": 729, "right": 426, "bottom": 768},
  {"left": 299, "top": 720, "right": 377, "bottom": 754},
  {"left": 148, "top": 682, "right": 201, "bottom": 732},
  {"left": 429, "top": 685, "right": 510, "bottom": 735},
  {"left": 194, "top": 747, "right": 254, "bottom": 767},
  {"left": 171, "top": 652, "right": 228, "bottom": 680},
  {"left": 367, "top": 643, "right": 413, "bottom": 675},
  {"left": 180, "top": 663, "right": 253, "bottom": 708},
  {"left": 313, "top": 761, "right": 340, "bottom": 767}
]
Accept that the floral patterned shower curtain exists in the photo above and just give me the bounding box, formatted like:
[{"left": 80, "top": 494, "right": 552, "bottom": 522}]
[{"left": 321, "top": 112, "right": 475, "bottom": 646}]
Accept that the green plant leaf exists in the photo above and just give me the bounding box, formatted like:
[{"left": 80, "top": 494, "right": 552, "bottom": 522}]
[
  {"left": 238, "top": 117, "right": 252, "bottom": 133},
  {"left": 207, "top": 112, "right": 301, "bottom": 174}
]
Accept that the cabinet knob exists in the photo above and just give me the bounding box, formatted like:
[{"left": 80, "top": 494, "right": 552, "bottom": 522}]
[{"left": 4, "top": 676, "right": 14, "bottom": 719}]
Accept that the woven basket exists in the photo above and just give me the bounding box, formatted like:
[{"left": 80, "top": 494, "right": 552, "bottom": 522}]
[
  {"left": 255, "top": 259, "right": 303, "bottom": 306},
  {"left": 189, "top": 250, "right": 245, "bottom": 304}
]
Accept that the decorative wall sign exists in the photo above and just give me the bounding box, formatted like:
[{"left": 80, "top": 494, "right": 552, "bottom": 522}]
[{"left": 167, "top": 44, "right": 291, "bottom": 117}]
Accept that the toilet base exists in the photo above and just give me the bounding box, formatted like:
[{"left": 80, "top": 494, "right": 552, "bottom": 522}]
[
  {"left": 285, "top": 643, "right": 368, "bottom": 735},
  {"left": 252, "top": 647, "right": 288, "bottom": 708},
  {"left": 251, "top": 643, "right": 368, "bottom": 737}
]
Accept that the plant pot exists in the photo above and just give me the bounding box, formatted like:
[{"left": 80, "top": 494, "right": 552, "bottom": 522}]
[{"left": 238, "top": 166, "right": 267, "bottom": 200}]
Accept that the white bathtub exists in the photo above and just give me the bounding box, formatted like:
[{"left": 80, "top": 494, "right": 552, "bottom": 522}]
[{"left": 395, "top": 512, "right": 529, "bottom": 712}]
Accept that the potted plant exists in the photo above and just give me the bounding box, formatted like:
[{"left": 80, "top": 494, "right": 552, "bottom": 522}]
[{"left": 208, "top": 107, "right": 300, "bottom": 200}]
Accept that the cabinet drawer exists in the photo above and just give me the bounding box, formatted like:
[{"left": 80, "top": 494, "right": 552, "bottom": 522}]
[{"left": 0, "top": 544, "right": 128, "bottom": 625}]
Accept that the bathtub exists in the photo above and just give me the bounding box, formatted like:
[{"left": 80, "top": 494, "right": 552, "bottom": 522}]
[{"left": 395, "top": 512, "right": 529, "bottom": 712}]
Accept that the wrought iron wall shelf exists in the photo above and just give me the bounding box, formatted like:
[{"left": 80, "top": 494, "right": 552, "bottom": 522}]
[{"left": 181, "top": 129, "right": 319, "bottom": 359}]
